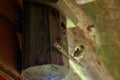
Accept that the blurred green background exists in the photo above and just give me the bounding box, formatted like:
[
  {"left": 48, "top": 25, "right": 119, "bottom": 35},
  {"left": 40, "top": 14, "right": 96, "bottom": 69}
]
[{"left": 79, "top": 0, "right": 120, "bottom": 80}]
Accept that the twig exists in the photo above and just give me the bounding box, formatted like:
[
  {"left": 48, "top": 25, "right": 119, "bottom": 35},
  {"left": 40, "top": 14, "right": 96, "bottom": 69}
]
[{"left": 53, "top": 42, "right": 81, "bottom": 66}]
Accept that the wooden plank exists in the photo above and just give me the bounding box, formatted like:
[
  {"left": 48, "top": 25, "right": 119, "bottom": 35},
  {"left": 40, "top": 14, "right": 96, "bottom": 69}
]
[
  {"left": 48, "top": 8, "right": 63, "bottom": 65},
  {"left": 23, "top": 4, "right": 50, "bottom": 69},
  {"left": 60, "top": 14, "right": 69, "bottom": 68},
  {"left": 23, "top": 3, "right": 68, "bottom": 69},
  {"left": 48, "top": 7, "right": 68, "bottom": 66}
]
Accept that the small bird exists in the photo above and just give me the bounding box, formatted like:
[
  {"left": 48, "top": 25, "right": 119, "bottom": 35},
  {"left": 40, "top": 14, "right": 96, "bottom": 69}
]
[{"left": 73, "top": 45, "right": 84, "bottom": 58}]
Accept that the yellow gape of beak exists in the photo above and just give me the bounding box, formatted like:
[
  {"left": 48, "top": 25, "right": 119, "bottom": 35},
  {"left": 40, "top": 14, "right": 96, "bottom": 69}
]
[{"left": 73, "top": 45, "right": 84, "bottom": 58}]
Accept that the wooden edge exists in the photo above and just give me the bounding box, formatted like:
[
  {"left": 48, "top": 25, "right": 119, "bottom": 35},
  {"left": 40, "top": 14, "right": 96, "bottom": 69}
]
[{"left": 0, "top": 61, "right": 27, "bottom": 80}]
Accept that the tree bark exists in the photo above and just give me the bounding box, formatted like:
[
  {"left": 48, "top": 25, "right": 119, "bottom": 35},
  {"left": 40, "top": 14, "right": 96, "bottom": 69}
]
[{"left": 67, "top": 27, "right": 113, "bottom": 80}]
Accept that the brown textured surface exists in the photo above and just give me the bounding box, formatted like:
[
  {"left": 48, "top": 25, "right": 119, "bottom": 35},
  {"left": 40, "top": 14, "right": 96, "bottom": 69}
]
[{"left": 67, "top": 27, "right": 113, "bottom": 80}]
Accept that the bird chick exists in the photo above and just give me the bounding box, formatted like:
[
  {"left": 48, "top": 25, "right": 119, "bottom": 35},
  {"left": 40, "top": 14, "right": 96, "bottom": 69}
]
[{"left": 73, "top": 45, "right": 84, "bottom": 59}]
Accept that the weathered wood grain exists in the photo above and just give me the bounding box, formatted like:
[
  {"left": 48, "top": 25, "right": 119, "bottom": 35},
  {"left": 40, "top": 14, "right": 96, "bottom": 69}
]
[
  {"left": 48, "top": 8, "right": 68, "bottom": 67},
  {"left": 23, "top": 3, "right": 68, "bottom": 69},
  {"left": 23, "top": 4, "right": 50, "bottom": 69},
  {"left": 49, "top": 8, "right": 64, "bottom": 65}
]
